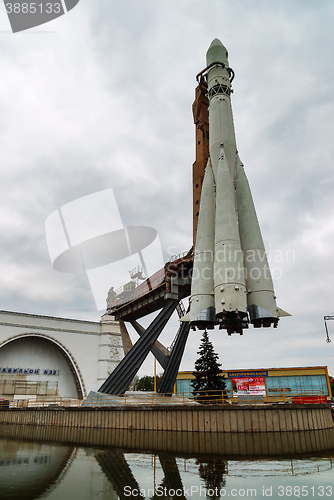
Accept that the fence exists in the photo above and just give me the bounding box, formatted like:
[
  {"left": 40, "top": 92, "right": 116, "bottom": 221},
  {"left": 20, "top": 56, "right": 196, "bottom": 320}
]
[{"left": 0, "top": 388, "right": 330, "bottom": 409}]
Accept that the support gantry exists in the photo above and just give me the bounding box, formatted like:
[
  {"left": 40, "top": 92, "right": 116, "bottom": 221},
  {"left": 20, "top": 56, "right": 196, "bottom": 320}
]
[
  {"left": 130, "top": 320, "right": 169, "bottom": 370},
  {"left": 99, "top": 300, "right": 178, "bottom": 395},
  {"left": 100, "top": 252, "right": 193, "bottom": 395},
  {"left": 99, "top": 76, "right": 211, "bottom": 396}
]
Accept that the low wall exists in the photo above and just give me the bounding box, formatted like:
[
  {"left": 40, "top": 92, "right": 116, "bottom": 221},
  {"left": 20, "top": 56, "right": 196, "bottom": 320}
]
[
  {"left": 0, "top": 404, "right": 332, "bottom": 433},
  {"left": 1, "top": 424, "right": 334, "bottom": 457}
]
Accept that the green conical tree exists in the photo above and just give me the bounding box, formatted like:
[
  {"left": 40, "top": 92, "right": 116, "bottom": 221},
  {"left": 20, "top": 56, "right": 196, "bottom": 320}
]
[{"left": 191, "top": 330, "right": 226, "bottom": 404}]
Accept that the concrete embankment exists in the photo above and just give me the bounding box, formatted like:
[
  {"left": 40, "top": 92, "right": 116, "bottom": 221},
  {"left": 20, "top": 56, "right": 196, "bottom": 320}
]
[
  {"left": 1, "top": 424, "right": 334, "bottom": 457},
  {"left": 0, "top": 404, "right": 332, "bottom": 433}
]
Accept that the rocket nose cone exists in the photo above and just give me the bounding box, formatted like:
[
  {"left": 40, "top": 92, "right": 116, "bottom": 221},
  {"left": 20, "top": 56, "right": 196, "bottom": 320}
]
[
  {"left": 206, "top": 38, "right": 229, "bottom": 67},
  {"left": 210, "top": 38, "right": 223, "bottom": 47}
]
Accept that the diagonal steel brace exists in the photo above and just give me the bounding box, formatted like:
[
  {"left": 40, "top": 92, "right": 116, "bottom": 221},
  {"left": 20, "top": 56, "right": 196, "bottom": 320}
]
[
  {"left": 130, "top": 320, "right": 169, "bottom": 370},
  {"left": 99, "top": 300, "right": 178, "bottom": 394},
  {"left": 157, "top": 319, "right": 190, "bottom": 395}
]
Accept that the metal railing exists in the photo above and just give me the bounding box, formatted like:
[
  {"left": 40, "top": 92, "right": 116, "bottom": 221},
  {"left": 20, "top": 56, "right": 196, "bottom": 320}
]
[
  {"left": 169, "top": 251, "right": 189, "bottom": 263},
  {"left": 0, "top": 389, "right": 329, "bottom": 409},
  {"left": 0, "top": 397, "right": 83, "bottom": 408}
]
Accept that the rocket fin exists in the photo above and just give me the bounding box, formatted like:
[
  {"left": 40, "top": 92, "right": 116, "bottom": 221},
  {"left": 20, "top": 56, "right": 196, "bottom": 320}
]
[
  {"left": 180, "top": 311, "right": 190, "bottom": 322},
  {"left": 277, "top": 307, "right": 291, "bottom": 317},
  {"left": 236, "top": 156, "right": 279, "bottom": 327}
]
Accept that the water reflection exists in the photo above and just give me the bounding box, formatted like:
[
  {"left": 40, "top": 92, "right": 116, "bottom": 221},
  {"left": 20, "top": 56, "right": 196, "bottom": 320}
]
[
  {"left": 0, "top": 439, "right": 74, "bottom": 499},
  {"left": 95, "top": 449, "right": 142, "bottom": 499},
  {"left": 0, "top": 427, "right": 333, "bottom": 499},
  {"left": 196, "top": 459, "right": 226, "bottom": 500}
]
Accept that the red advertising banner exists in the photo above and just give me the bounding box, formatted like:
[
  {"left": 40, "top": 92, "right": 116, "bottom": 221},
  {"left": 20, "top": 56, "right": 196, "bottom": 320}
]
[{"left": 231, "top": 377, "right": 266, "bottom": 396}]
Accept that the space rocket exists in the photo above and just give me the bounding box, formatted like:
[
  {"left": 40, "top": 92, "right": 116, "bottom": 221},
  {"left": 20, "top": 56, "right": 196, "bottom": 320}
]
[{"left": 182, "top": 39, "right": 284, "bottom": 334}]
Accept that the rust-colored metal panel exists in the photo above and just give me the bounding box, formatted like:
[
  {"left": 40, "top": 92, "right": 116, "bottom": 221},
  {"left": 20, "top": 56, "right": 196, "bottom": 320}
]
[{"left": 192, "top": 76, "right": 209, "bottom": 248}]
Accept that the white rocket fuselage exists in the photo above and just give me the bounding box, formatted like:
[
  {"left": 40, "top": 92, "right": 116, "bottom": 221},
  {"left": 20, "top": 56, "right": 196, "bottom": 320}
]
[
  {"left": 186, "top": 39, "right": 279, "bottom": 333},
  {"left": 207, "top": 63, "right": 236, "bottom": 180},
  {"left": 188, "top": 159, "right": 216, "bottom": 328}
]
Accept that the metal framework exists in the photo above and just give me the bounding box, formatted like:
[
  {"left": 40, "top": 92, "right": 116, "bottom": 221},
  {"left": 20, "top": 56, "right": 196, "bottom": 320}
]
[
  {"left": 324, "top": 315, "right": 333, "bottom": 343},
  {"left": 99, "top": 300, "right": 179, "bottom": 394},
  {"left": 129, "top": 320, "right": 169, "bottom": 370},
  {"left": 97, "top": 75, "right": 213, "bottom": 396},
  {"left": 158, "top": 317, "right": 190, "bottom": 394}
]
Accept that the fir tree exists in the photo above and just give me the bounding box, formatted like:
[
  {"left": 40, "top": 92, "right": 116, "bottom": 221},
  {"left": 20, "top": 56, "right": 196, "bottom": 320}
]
[{"left": 191, "top": 330, "right": 226, "bottom": 404}]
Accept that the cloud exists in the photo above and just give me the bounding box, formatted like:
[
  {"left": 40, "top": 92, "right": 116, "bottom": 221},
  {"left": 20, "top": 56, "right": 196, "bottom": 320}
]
[{"left": 0, "top": 0, "right": 333, "bottom": 376}]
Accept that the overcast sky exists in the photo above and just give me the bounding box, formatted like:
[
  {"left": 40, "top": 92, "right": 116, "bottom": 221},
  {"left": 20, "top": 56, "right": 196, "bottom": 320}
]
[{"left": 0, "top": 0, "right": 334, "bottom": 379}]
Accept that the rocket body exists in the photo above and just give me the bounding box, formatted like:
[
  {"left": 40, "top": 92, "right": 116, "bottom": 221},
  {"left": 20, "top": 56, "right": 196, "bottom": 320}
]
[
  {"left": 206, "top": 44, "right": 236, "bottom": 180},
  {"left": 213, "top": 147, "right": 247, "bottom": 328},
  {"left": 186, "top": 39, "right": 279, "bottom": 333}
]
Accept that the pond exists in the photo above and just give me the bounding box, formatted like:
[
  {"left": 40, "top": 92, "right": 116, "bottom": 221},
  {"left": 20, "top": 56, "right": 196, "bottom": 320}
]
[{"left": 0, "top": 427, "right": 333, "bottom": 499}]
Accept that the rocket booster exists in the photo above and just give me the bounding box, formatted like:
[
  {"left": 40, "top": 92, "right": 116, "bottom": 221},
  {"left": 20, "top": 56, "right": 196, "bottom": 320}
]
[
  {"left": 187, "top": 158, "right": 216, "bottom": 328},
  {"left": 184, "top": 39, "right": 281, "bottom": 334}
]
